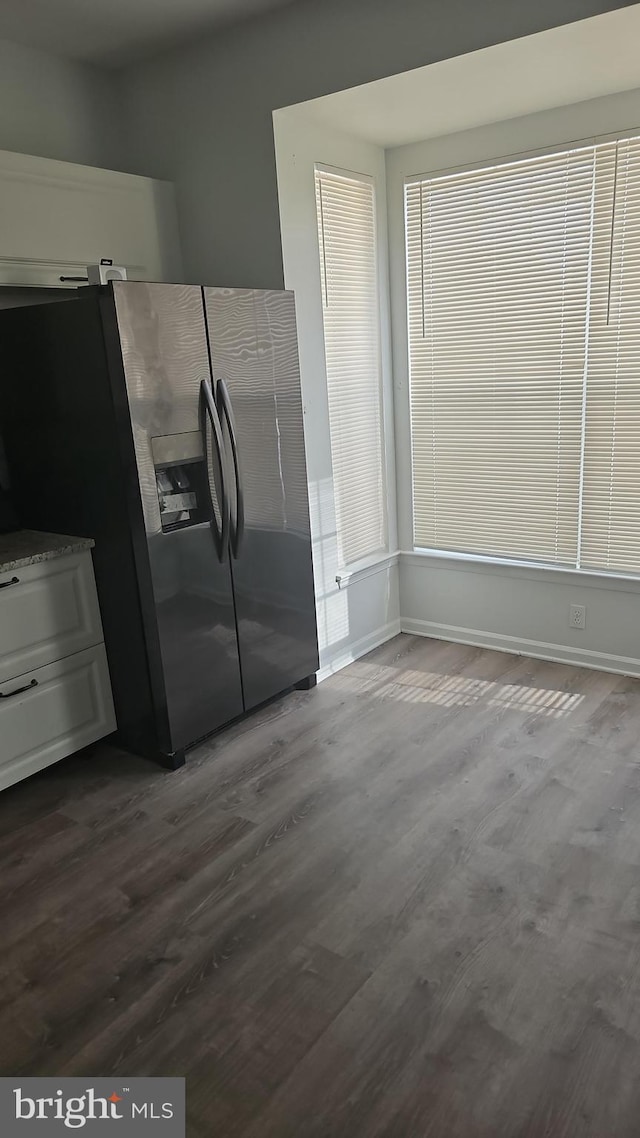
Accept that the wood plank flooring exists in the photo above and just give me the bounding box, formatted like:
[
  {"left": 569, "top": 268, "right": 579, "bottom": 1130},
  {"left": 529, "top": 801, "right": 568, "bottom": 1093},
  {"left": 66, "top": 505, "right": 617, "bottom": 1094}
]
[{"left": 2, "top": 634, "right": 640, "bottom": 1135}]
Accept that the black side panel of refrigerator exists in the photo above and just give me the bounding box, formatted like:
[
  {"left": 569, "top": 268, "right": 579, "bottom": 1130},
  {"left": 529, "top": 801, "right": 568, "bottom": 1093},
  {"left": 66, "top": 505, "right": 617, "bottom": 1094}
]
[{"left": 0, "top": 295, "right": 173, "bottom": 762}]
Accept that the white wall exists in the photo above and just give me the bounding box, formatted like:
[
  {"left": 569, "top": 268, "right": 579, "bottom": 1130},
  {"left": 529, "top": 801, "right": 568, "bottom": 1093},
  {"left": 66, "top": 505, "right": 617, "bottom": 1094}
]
[
  {"left": 274, "top": 110, "right": 400, "bottom": 676},
  {"left": 387, "top": 85, "right": 640, "bottom": 675},
  {"left": 0, "top": 38, "right": 122, "bottom": 170}
]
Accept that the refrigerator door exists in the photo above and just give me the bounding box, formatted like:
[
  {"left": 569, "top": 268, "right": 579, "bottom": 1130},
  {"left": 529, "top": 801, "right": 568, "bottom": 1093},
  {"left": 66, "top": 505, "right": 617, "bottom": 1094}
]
[
  {"left": 204, "top": 287, "right": 318, "bottom": 708},
  {"left": 112, "top": 281, "right": 244, "bottom": 752}
]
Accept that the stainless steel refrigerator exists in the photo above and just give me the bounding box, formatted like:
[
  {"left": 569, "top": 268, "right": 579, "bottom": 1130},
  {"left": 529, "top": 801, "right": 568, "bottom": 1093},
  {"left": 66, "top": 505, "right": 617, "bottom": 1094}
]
[{"left": 0, "top": 282, "right": 319, "bottom": 767}]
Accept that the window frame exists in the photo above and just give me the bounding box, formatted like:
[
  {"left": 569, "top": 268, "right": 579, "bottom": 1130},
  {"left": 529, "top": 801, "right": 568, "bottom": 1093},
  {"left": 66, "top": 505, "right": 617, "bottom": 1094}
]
[
  {"left": 403, "top": 125, "right": 640, "bottom": 583},
  {"left": 315, "top": 161, "right": 391, "bottom": 572}
]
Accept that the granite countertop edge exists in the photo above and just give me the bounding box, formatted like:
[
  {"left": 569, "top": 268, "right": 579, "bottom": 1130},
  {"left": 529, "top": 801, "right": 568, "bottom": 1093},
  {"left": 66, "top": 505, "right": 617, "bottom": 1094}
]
[{"left": 0, "top": 530, "right": 95, "bottom": 575}]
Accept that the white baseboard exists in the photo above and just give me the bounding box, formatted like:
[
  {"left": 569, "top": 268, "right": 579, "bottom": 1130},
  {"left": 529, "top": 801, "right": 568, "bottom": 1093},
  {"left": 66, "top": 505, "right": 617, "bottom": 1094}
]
[
  {"left": 400, "top": 617, "right": 640, "bottom": 678},
  {"left": 318, "top": 619, "right": 402, "bottom": 682}
]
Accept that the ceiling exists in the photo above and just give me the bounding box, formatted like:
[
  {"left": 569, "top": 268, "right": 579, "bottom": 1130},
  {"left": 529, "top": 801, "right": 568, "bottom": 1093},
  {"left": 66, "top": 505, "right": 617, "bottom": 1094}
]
[
  {"left": 277, "top": 4, "right": 640, "bottom": 148},
  {"left": 0, "top": 0, "right": 297, "bottom": 67}
]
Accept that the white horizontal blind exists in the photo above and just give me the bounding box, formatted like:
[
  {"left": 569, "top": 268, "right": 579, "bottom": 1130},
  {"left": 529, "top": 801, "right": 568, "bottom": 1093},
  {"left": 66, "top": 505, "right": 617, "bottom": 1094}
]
[
  {"left": 581, "top": 137, "right": 640, "bottom": 573},
  {"left": 406, "top": 145, "right": 611, "bottom": 566},
  {"left": 315, "top": 167, "right": 387, "bottom": 567}
]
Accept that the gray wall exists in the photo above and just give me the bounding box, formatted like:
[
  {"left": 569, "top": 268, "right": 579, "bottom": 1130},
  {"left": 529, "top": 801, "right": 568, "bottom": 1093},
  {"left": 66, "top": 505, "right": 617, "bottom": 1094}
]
[
  {"left": 0, "top": 37, "right": 122, "bottom": 170},
  {"left": 120, "top": 0, "right": 635, "bottom": 288}
]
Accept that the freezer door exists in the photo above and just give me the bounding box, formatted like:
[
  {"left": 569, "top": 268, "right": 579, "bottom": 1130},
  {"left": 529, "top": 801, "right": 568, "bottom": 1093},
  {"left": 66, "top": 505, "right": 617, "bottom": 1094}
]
[
  {"left": 112, "top": 281, "right": 244, "bottom": 751},
  {"left": 204, "top": 287, "right": 318, "bottom": 708}
]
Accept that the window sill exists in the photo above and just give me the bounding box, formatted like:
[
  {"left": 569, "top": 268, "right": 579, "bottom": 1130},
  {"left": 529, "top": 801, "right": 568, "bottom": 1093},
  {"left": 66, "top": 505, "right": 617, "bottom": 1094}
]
[
  {"left": 335, "top": 551, "right": 399, "bottom": 590},
  {"left": 401, "top": 548, "right": 640, "bottom": 594}
]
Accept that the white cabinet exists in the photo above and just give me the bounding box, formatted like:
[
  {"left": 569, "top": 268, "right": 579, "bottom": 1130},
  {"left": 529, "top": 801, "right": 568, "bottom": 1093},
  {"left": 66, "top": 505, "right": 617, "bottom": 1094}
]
[
  {"left": 0, "top": 645, "right": 115, "bottom": 792},
  {"left": 0, "top": 149, "right": 182, "bottom": 288},
  {"left": 0, "top": 542, "right": 116, "bottom": 790},
  {"left": 0, "top": 554, "right": 103, "bottom": 684}
]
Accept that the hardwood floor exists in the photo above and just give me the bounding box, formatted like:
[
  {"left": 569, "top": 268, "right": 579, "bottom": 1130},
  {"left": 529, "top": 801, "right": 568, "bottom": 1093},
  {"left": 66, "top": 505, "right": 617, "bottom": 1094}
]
[{"left": 2, "top": 633, "right": 640, "bottom": 1135}]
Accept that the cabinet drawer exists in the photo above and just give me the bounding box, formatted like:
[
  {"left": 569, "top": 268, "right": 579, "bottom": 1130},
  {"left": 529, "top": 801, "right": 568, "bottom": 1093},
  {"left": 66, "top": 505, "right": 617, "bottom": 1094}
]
[
  {"left": 0, "top": 552, "right": 103, "bottom": 683},
  {"left": 0, "top": 644, "right": 116, "bottom": 791}
]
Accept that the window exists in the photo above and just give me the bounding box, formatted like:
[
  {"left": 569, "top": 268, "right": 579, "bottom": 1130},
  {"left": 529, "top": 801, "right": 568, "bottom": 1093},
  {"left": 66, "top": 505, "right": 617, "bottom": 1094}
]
[
  {"left": 405, "top": 134, "right": 640, "bottom": 575},
  {"left": 315, "top": 167, "right": 387, "bottom": 567}
]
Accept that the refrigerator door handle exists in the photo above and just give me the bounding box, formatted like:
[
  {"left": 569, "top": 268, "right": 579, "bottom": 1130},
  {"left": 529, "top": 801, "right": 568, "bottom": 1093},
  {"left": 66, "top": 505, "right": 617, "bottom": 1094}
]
[
  {"left": 216, "top": 378, "right": 245, "bottom": 558},
  {"left": 200, "top": 378, "right": 230, "bottom": 561}
]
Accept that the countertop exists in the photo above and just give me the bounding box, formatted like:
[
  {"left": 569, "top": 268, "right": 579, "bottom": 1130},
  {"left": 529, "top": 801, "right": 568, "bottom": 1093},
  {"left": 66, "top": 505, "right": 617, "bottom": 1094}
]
[{"left": 0, "top": 530, "right": 94, "bottom": 575}]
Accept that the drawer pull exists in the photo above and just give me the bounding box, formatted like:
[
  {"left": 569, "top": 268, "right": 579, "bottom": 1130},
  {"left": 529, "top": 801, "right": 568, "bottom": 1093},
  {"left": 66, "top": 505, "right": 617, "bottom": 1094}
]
[
  {"left": 0, "top": 576, "right": 19, "bottom": 589},
  {"left": 0, "top": 678, "right": 38, "bottom": 699}
]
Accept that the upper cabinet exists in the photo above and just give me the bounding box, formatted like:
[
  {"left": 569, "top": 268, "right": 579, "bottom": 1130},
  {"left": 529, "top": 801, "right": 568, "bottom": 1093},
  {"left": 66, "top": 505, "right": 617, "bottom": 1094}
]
[{"left": 0, "top": 150, "right": 182, "bottom": 287}]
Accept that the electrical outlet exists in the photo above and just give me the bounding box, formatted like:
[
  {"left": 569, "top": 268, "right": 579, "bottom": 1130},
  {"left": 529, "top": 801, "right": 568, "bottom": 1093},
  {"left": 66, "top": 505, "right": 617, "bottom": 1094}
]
[{"left": 570, "top": 603, "right": 586, "bottom": 630}]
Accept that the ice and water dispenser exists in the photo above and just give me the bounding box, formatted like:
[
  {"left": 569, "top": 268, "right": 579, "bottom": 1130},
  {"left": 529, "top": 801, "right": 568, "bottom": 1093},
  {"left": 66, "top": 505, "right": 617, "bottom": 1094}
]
[{"left": 152, "top": 431, "right": 211, "bottom": 533}]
